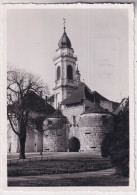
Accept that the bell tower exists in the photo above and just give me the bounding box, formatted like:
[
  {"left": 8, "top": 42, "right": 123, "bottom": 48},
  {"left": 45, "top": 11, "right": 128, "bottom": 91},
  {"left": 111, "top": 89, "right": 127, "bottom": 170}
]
[{"left": 53, "top": 19, "right": 80, "bottom": 108}]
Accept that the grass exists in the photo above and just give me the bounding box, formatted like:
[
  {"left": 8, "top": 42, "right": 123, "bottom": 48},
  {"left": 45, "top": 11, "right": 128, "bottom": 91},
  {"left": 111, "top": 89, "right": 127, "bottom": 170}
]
[
  {"left": 8, "top": 169, "right": 129, "bottom": 186},
  {"left": 8, "top": 154, "right": 112, "bottom": 176},
  {"left": 7, "top": 152, "right": 129, "bottom": 186}
]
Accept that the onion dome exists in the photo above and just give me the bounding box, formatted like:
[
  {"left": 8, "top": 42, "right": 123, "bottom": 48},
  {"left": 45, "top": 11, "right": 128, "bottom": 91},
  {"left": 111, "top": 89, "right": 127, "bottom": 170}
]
[{"left": 58, "top": 31, "right": 72, "bottom": 49}]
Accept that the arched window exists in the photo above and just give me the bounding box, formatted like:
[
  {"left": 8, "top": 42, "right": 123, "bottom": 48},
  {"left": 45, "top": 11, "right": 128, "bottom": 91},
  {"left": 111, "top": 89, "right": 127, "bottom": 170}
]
[
  {"left": 67, "top": 65, "right": 73, "bottom": 80},
  {"left": 57, "top": 66, "right": 60, "bottom": 80}
]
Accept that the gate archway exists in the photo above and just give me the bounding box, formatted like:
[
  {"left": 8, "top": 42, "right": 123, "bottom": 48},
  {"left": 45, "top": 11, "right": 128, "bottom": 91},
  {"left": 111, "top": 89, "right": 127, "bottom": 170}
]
[{"left": 69, "top": 137, "right": 80, "bottom": 152}]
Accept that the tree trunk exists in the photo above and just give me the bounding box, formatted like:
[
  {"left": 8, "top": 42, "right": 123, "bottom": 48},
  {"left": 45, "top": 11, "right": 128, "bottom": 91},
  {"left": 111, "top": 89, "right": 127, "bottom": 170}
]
[{"left": 19, "top": 136, "right": 26, "bottom": 159}]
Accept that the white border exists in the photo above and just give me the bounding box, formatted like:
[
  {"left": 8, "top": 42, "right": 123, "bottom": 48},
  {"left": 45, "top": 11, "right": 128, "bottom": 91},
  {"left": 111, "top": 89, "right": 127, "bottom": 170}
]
[{"left": 0, "top": 3, "right": 135, "bottom": 192}]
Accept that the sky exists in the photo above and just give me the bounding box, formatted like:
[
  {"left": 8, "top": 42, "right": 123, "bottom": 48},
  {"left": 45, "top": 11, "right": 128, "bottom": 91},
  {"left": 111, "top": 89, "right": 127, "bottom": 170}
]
[{"left": 7, "top": 7, "right": 129, "bottom": 102}]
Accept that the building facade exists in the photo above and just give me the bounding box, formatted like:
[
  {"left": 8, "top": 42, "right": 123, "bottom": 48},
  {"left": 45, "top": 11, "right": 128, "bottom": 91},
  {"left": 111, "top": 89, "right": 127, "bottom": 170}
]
[
  {"left": 43, "top": 27, "right": 117, "bottom": 153},
  {"left": 8, "top": 25, "right": 119, "bottom": 154},
  {"left": 53, "top": 27, "right": 80, "bottom": 109}
]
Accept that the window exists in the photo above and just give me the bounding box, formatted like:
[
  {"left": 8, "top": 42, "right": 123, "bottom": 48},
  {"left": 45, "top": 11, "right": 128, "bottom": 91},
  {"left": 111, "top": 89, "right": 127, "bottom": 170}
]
[
  {"left": 67, "top": 65, "right": 73, "bottom": 80},
  {"left": 48, "top": 120, "right": 52, "bottom": 125},
  {"left": 102, "top": 115, "right": 108, "bottom": 126},
  {"left": 72, "top": 116, "right": 76, "bottom": 126},
  {"left": 57, "top": 66, "right": 60, "bottom": 80}
]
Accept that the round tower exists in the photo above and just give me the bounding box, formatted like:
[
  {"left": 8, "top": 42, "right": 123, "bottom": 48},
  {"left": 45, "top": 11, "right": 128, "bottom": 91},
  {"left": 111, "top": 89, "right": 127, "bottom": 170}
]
[
  {"left": 68, "top": 102, "right": 114, "bottom": 152},
  {"left": 78, "top": 103, "right": 114, "bottom": 152},
  {"left": 43, "top": 109, "right": 68, "bottom": 152}
]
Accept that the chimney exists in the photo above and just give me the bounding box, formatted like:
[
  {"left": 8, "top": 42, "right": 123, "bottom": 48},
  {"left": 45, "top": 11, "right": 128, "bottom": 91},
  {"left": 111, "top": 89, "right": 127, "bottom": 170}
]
[{"left": 39, "top": 91, "right": 42, "bottom": 98}]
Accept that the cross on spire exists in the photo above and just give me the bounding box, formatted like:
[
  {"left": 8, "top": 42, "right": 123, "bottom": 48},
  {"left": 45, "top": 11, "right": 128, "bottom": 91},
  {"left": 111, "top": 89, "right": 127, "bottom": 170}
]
[{"left": 63, "top": 18, "right": 66, "bottom": 32}]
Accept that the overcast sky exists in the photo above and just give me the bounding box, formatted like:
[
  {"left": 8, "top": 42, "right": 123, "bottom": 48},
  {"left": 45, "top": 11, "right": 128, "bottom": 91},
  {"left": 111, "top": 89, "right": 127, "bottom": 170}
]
[{"left": 7, "top": 7, "right": 129, "bottom": 102}]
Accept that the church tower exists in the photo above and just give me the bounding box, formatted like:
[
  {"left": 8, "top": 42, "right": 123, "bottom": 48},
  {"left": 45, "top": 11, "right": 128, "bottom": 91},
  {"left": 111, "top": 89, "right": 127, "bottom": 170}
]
[{"left": 53, "top": 20, "right": 80, "bottom": 108}]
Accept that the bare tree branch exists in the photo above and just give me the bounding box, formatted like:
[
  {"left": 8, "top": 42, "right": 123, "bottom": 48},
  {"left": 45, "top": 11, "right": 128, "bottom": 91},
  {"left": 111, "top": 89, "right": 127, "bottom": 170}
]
[{"left": 7, "top": 66, "right": 50, "bottom": 159}]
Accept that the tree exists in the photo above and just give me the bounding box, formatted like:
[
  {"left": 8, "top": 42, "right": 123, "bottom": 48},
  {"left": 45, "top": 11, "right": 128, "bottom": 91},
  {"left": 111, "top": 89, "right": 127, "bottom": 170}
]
[
  {"left": 7, "top": 67, "right": 50, "bottom": 159},
  {"left": 101, "top": 98, "right": 129, "bottom": 177}
]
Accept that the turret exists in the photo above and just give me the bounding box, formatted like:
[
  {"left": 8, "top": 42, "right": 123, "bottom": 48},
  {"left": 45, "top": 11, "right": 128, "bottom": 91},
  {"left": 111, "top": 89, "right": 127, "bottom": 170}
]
[{"left": 75, "top": 66, "right": 81, "bottom": 85}]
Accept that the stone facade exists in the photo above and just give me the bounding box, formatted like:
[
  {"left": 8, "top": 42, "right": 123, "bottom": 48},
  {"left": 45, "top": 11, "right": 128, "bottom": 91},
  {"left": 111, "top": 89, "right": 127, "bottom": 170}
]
[
  {"left": 43, "top": 105, "right": 114, "bottom": 152},
  {"left": 77, "top": 113, "right": 114, "bottom": 151},
  {"left": 62, "top": 105, "right": 84, "bottom": 124},
  {"left": 43, "top": 117, "right": 67, "bottom": 152}
]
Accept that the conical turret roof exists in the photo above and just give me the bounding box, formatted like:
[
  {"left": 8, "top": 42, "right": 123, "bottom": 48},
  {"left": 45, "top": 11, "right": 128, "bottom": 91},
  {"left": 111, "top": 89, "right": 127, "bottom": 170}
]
[{"left": 51, "top": 109, "right": 66, "bottom": 118}]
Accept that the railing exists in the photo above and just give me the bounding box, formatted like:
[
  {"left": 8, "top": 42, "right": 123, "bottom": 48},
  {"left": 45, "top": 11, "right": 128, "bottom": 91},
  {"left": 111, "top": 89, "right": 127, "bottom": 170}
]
[{"left": 53, "top": 53, "right": 77, "bottom": 61}]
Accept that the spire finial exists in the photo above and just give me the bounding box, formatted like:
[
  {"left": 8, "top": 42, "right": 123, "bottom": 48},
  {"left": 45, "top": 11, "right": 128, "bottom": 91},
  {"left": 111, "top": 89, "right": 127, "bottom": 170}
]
[{"left": 63, "top": 18, "right": 66, "bottom": 32}]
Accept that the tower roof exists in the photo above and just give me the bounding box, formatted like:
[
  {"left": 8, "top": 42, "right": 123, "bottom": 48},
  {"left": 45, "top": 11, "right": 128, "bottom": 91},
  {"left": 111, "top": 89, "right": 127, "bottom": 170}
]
[
  {"left": 58, "top": 31, "right": 72, "bottom": 49},
  {"left": 61, "top": 82, "right": 111, "bottom": 106},
  {"left": 61, "top": 82, "right": 95, "bottom": 105},
  {"left": 51, "top": 109, "right": 66, "bottom": 118},
  {"left": 82, "top": 102, "right": 109, "bottom": 114}
]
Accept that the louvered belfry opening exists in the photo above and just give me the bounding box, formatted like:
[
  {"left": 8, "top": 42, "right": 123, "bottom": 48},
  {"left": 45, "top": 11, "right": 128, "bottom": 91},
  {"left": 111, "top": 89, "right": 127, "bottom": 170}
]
[{"left": 67, "top": 65, "right": 73, "bottom": 80}]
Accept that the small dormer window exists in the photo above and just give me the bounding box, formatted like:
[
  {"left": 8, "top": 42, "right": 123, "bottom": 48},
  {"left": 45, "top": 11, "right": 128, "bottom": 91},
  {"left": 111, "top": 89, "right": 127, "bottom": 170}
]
[{"left": 48, "top": 120, "right": 52, "bottom": 125}]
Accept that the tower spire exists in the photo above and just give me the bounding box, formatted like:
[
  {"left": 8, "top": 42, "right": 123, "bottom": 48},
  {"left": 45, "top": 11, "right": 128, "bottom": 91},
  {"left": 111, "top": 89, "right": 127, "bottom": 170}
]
[{"left": 63, "top": 18, "right": 66, "bottom": 32}]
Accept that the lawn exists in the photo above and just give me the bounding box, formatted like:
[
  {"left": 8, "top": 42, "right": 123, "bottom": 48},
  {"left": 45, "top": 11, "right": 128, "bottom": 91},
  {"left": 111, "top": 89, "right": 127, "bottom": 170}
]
[{"left": 7, "top": 152, "right": 129, "bottom": 186}]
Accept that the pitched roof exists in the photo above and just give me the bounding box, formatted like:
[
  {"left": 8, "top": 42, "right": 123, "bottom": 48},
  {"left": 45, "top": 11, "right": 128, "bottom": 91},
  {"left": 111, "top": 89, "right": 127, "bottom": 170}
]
[
  {"left": 8, "top": 91, "right": 55, "bottom": 116},
  {"left": 91, "top": 91, "right": 109, "bottom": 102},
  {"left": 50, "top": 109, "right": 66, "bottom": 118},
  {"left": 61, "top": 82, "right": 109, "bottom": 106},
  {"left": 82, "top": 102, "right": 109, "bottom": 114},
  {"left": 61, "top": 83, "right": 92, "bottom": 105},
  {"left": 112, "top": 101, "right": 120, "bottom": 111}
]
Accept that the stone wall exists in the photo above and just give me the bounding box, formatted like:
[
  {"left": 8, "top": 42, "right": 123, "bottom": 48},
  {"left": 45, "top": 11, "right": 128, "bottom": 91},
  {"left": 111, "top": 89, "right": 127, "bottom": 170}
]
[
  {"left": 62, "top": 105, "right": 84, "bottom": 124},
  {"left": 8, "top": 105, "right": 114, "bottom": 153},
  {"left": 43, "top": 117, "right": 67, "bottom": 152},
  {"left": 69, "top": 113, "right": 114, "bottom": 152},
  {"left": 43, "top": 128, "right": 67, "bottom": 152}
]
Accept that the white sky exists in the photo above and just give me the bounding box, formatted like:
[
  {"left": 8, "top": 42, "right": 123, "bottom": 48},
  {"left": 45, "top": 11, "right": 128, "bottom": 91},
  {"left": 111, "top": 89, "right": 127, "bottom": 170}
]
[{"left": 7, "top": 7, "right": 129, "bottom": 102}]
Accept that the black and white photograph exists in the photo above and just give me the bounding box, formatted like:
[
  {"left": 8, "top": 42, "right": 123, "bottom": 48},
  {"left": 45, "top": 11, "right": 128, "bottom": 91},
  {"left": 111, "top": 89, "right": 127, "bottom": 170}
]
[{"left": 0, "top": 3, "right": 135, "bottom": 191}]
